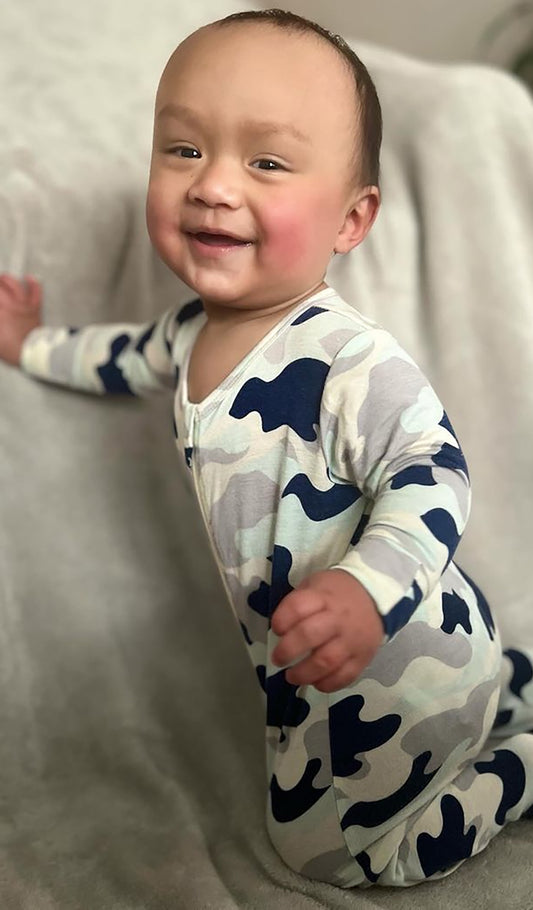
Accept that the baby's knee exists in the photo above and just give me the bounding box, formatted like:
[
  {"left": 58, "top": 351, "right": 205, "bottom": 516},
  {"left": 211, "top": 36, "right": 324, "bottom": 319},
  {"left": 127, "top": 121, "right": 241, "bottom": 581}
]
[{"left": 267, "top": 815, "right": 432, "bottom": 889}]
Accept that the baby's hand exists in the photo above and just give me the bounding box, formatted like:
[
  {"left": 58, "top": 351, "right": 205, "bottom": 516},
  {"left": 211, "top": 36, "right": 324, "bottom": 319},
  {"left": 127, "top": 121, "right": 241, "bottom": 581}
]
[
  {"left": 0, "top": 274, "right": 43, "bottom": 367},
  {"left": 271, "top": 569, "right": 384, "bottom": 693}
]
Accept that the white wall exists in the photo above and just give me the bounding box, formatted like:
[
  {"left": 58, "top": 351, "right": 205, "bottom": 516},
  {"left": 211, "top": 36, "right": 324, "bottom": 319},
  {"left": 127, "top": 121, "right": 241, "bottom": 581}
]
[{"left": 256, "top": 0, "right": 522, "bottom": 64}]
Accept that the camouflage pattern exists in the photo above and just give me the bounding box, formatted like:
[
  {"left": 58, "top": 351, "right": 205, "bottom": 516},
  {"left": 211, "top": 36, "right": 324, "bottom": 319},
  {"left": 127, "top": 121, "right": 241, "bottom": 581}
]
[{"left": 21, "top": 286, "right": 533, "bottom": 886}]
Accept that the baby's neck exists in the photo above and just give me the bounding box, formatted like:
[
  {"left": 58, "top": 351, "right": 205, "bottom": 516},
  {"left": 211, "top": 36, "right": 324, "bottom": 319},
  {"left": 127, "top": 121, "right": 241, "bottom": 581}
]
[{"left": 186, "top": 280, "right": 329, "bottom": 404}]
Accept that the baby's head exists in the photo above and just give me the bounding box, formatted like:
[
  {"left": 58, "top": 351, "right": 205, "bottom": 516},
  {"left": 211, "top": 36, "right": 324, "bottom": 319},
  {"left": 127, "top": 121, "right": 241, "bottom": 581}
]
[{"left": 146, "top": 9, "right": 382, "bottom": 315}]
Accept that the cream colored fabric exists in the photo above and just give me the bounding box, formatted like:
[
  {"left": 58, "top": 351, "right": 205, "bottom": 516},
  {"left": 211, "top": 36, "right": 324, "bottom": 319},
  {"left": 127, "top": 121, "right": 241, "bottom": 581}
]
[{"left": 1, "top": 1, "right": 533, "bottom": 906}]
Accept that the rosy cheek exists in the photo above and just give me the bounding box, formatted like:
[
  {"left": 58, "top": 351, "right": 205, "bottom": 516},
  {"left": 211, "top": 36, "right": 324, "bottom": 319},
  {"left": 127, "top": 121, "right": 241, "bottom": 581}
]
[{"left": 260, "top": 203, "right": 315, "bottom": 266}]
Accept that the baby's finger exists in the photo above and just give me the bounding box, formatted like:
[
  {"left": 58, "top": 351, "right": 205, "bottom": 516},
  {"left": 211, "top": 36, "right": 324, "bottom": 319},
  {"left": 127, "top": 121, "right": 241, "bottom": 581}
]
[
  {"left": 0, "top": 274, "right": 23, "bottom": 290},
  {"left": 272, "top": 609, "right": 338, "bottom": 667},
  {"left": 285, "top": 638, "right": 350, "bottom": 687},
  {"left": 312, "top": 657, "right": 362, "bottom": 693},
  {"left": 270, "top": 586, "right": 325, "bottom": 637},
  {"left": 0, "top": 274, "right": 24, "bottom": 304}
]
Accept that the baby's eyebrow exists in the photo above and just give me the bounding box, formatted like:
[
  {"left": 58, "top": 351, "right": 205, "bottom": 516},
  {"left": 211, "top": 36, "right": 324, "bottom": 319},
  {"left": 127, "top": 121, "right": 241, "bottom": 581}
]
[{"left": 156, "top": 102, "right": 310, "bottom": 144}]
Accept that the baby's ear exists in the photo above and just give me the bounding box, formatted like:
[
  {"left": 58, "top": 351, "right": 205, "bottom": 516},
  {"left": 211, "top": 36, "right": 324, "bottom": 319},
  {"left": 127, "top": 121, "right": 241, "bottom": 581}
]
[{"left": 334, "top": 186, "right": 380, "bottom": 254}]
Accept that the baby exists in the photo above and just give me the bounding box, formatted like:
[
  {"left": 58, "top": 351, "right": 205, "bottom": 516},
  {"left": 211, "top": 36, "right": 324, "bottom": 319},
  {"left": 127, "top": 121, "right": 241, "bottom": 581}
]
[{"left": 1, "top": 7, "right": 533, "bottom": 890}]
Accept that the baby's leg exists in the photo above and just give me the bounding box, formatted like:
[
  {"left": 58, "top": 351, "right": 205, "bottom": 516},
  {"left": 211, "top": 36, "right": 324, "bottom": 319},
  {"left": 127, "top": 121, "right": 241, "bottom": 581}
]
[
  {"left": 265, "top": 565, "right": 533, "bottom": 888},
  {"left": 368, "top": 729, "right": 533, "bottom": 886}
]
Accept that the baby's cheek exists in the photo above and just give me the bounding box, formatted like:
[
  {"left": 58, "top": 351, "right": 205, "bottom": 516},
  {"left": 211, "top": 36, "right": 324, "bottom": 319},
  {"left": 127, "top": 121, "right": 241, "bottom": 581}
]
[
  {"left": 262, "top": 206, "right": 317, "bottom": 267},
  {"left": 146, "top": 189, "right": 162, "bottom": 243},
  {"left": 146, "top": 185, "right": 178, "bottom": 260}
]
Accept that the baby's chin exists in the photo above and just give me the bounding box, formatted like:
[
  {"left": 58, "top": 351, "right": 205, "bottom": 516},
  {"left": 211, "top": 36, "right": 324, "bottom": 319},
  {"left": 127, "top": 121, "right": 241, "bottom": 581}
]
[
  {"left": 192, "top": 289, "right": 272, "bottom": 312},
  {"left": 177, "top": 273, "right": 270, "bottom": 310},
  {"left": 168, "top": 258, "right": 323, "bottom": 314}
]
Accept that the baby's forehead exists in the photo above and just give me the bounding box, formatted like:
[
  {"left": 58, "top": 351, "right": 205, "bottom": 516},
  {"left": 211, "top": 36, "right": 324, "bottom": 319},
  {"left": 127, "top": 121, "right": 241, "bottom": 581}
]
[{"left": 161, "top": 21, "right": 356, "bottom": 106}]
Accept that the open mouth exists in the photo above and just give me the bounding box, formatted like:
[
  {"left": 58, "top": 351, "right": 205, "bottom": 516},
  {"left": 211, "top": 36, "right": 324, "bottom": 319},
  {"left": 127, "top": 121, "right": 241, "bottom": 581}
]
[{"left": 189, "top": 232, "right": 252, "bottom": 247}]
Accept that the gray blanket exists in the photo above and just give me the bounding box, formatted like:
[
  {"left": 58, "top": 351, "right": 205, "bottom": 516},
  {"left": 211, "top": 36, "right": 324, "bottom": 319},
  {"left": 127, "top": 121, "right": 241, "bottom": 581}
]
[{"left": 1, "top": 1, "right": 533, "bottom": 907}]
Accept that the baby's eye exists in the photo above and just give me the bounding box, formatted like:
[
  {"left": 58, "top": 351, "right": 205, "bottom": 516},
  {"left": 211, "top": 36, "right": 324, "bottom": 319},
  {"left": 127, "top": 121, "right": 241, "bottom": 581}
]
[
  {"left": 251, "top": 159, "right": 283, "bottom": 171},
  {"left": 169, "top": 146, "right": 201, "bottom": 158}
]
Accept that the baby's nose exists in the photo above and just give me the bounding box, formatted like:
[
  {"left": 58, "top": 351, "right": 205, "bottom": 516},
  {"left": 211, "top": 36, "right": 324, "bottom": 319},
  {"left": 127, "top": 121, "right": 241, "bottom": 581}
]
[{"left": 187, "top": 159, "right": 243, "bottom": 209}]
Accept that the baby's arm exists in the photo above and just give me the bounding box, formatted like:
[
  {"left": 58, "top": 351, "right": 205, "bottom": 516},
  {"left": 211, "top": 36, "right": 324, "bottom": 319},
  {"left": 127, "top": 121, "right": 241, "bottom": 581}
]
[
  {"left": 323, "top": 329, "right": 470, "bottom": 639},
  {"left": 272, "top": 328, "right": 470, "bottom": 691},
  {"left": 0, "top": 274, "right": 199, "bottom": 397}
]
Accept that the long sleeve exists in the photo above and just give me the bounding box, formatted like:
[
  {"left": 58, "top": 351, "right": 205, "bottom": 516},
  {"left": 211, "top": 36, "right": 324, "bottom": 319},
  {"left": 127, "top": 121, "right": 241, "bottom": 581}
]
[
  {"left": 20, "top": 298, "right": 203, "bottom": 397},
  {"left": 320, "top": 328, "right": 471, "bottom": 640}
]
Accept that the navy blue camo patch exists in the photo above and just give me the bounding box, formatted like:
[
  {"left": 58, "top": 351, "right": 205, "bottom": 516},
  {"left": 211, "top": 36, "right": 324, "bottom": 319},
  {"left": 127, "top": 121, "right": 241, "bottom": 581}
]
[
  {"left": 248, "top": 580, "right": 271, "bottom": 618},
  {"left": 177, "top": 298, "right": 204, "bottom": 324},
  {"left": 503, "top": 648, "right": 533, "bottom": 699},
  {"left": 384, "top": 581, "right": 424, "bottom": 638},
  {"left": 441, "top": 590, "right": 472, "bottom": 635},
  {"left": 329, "top": 694, "right": 401, "bottom": 777},
  {"left": 421, "top": 509, "right": 460, "bottom": 568},
  {"left": 229, "top": 358, "right": 329, "bottom": 441},
  {"left": 270, "top": 759, "right": 329, "bottom": 822},
  {"left": 417, "top": 795, "right": 477, "bottom": 877},
  {"left": 431, "top": 441, "right": 469, "bottom": 478},
  {"left": 135, "top": 322, "right": 155, "bottom": 353},
  {"left": 266, "top": 669, "right": 311, "bottom": 732},
  {"left": 249, "top": 546, "right": 294, "bottom": 618},
  {"left": 439, "top": 410, "right": 457, "bottom": 438},
  {"left": 351, "top": 513, "right": 370, "bottom": 546},
  {"left": 291, "top": 306, "right": 327, "bottom": 325},
  {"left": 475, "top": 749, "right": 526, "bottom": 825},
  {"left": 457, "top": 567, "right": 495, "bottom": 641},
  {"left": 96, "top": 334, "right": 135, "bottom": 395},
  {"left": 282, "top": 474, "right": 362, "bottom": 520},
  {"left": 391, "top": 465, "right": 436, "bottom": 490},
  {"left": 494, "top": 709, "right": 513, "bottom": 729},
  {"left": 355, "top": 851, "right": 379, "bottom": 884}
]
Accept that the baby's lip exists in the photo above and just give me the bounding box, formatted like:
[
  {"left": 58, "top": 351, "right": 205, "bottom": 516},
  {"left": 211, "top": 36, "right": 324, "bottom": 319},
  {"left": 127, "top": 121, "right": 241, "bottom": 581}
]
[{"left": 186, "top": 226, "right": 254, "bottom": 244}]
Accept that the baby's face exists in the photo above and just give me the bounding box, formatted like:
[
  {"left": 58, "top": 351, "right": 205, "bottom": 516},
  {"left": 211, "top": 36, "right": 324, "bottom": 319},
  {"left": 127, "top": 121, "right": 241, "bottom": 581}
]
[{"left": 147, "top": 23, "right": 376, "bottom": 314}]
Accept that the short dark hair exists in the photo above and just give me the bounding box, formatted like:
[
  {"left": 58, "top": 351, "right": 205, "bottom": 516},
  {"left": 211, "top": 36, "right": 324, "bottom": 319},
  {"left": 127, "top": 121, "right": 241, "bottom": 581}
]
[{"left": 216, "top": 8, "right": 382, "bottom": 187}]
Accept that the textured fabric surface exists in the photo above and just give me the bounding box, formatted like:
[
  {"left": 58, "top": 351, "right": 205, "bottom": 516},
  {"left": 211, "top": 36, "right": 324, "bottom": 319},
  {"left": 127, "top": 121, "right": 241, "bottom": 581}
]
[{"left": 1, "top": 0, "right": 533, "bottom": 906}]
